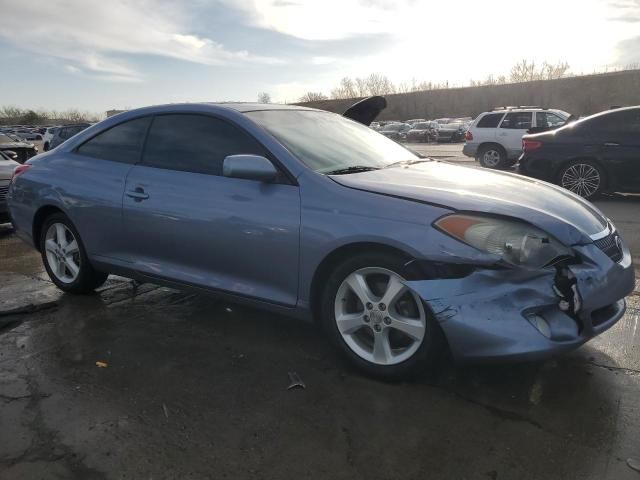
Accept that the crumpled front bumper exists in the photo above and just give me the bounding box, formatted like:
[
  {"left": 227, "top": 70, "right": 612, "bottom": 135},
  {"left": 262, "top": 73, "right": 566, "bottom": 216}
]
[{"left": 406, "top": 242, "right": 635, "bottom": 362}]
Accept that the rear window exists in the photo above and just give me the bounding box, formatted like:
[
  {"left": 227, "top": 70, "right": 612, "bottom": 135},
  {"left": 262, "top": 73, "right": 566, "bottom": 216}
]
[
  {"left": 476, "top": 113, "right": 504, "bottom": 128},
  {"left": 77, "top": 117, "right": 151, "bottom": 164}
]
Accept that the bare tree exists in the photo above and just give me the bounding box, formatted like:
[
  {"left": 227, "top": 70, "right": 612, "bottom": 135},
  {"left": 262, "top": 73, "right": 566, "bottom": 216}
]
[
  {"left": 364, "top": 73, "right": 396, "bottom": 95},
  {"left": 355, "top": 77, "right": 368, "bottom": 96},
  {"left": 257, "top": 92, "right": 272, "bottom": 104},
  {"left": 540, "top": 61, "right": 570, "bottom": 80},
  {"left": 331, "top": 77, "right": 359, "bottom": 99},
  {"left": 510, "top": 59, "right": 570, "bottom": 82},
  {"left": 299, "top": 92, "right": 328, "bottom": 102}
]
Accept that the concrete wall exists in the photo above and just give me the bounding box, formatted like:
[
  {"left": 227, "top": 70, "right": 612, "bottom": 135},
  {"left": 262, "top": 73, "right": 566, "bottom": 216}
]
[{"left": 297, "top": 69, "right": 640, "bottom": 120}]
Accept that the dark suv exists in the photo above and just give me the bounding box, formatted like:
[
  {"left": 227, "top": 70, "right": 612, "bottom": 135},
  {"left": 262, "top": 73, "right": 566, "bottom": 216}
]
[
  {"left": 50, "top": 124, "right": 91, "bottom": 150},
  {"left": 519, "top": 106, "right": 640, "bottom": 199}
]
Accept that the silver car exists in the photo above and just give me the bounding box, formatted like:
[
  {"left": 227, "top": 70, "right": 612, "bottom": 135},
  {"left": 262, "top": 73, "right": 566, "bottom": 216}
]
[{"left": 7, "top": 103, "right": 635, "bottom": 379}]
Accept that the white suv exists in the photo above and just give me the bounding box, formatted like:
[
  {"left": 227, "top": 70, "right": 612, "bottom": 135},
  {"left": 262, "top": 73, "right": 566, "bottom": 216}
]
[
  {"left": 463, "top": 107, "right": 570, "bottom": 168},
  {"left": 42, "top": 126, "right": 60, "bottom": 152}
]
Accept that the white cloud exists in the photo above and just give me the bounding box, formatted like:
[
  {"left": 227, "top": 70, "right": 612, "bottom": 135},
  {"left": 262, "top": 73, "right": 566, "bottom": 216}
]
[
  {"left": 0, "top": 0, "right": 281, "bottom": 82},
  {"left": 232, "top": 0, "right": 404, "bottom": 40}
]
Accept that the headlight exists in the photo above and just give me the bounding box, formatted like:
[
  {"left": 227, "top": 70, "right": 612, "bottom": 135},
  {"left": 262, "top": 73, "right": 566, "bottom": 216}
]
[{"left": 434, "top": 214, "right": 571, "bottom": 268}]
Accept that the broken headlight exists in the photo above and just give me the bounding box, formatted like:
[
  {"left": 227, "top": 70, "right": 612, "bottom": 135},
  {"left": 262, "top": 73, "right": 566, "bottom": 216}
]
[{"left": 434, "top": 214, "right": 571, "bottom": 268}]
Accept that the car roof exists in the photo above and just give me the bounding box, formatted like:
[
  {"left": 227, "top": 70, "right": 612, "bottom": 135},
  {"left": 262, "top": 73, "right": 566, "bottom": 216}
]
[
  {"left": 484, "top": 108, "right": 566, "bottom": 113},
  {"left": 208, "top": 102, "right": 319, "bottom": 113}
]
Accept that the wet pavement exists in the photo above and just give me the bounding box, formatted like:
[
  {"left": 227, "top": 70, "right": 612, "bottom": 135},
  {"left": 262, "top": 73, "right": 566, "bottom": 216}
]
[{"left": 1, "top": 217, "right": 640, "bottom": 479}]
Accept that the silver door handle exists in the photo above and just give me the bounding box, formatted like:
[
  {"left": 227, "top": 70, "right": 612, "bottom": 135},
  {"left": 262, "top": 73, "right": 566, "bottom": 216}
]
[{"left": 604, "top": 142, "right": 620, "bottom": 147}]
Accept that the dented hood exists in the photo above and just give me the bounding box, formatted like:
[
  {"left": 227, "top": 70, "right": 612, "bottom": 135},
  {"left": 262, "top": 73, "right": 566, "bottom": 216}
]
[{"left": 331, "top": 161, "right": 608, "bottom": 245}]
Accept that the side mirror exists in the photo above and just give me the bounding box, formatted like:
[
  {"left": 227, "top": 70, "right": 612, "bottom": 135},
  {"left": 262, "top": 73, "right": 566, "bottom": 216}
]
[{"left": 223, "top": 154, "right": 278, "bottom": 182}]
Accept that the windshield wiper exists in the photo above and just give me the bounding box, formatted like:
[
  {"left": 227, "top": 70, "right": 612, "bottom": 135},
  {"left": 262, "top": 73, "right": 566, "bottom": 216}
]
[
  {"left": 324, "top": 166, "right": 381, "bottom": 175},
  {"left": 384, "top": 159, "right": 431, "bottom": 168}
]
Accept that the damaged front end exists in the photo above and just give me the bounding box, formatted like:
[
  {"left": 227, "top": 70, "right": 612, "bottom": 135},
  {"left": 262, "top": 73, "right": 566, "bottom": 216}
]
[{"left": 406, "top": 221, "right": 636, "bottom": 362}]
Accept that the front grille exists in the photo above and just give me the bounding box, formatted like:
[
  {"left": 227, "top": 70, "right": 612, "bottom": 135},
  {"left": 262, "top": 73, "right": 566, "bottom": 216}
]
[
  {"left": 594, "top": 233, "right": 623, "bottom": 263},
  {"left": 0, "top": 184, "right": 8, "bottom": 202}
]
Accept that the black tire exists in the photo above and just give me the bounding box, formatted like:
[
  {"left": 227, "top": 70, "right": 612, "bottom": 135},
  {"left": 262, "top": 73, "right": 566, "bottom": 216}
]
[
  {"left": 556, "top": 159, "right": 606, "bottom": 200},
  {"left": 40, "top": 212, "right": 108, "bottom": 293},
  {"left": 477, "top": 144, "right": 507, "bottom": 169},
  {"left": 319, "top": 251, "right": 445, "bottom": 380}
]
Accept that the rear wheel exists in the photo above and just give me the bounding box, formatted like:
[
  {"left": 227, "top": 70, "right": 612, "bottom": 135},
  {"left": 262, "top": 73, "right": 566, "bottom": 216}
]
[
  {"left": 557, "top": 160, "right": 605, "bottom": 199},
  {"left": 40, "top": 213, "right": 108, "bottom": 293},
  {"left": 320, "top": 252, "right": 444, "bottom": 380},
  {"left": 478, "top": 144, "right": 507, "bottom": 169}
]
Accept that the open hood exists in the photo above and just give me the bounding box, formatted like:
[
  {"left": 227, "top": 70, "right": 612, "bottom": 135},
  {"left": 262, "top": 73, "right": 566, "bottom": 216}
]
[{"left": 342, "top": 96, "right": 386, "bottom": 126}]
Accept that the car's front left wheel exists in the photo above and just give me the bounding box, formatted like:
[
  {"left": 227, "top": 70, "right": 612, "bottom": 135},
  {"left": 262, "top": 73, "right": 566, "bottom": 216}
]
[
  {"left": 320, "top": 252, "right": 443, "bottom": 380},
  {"left": 40, "top": 213, "right": 108, "bottom": 293}
]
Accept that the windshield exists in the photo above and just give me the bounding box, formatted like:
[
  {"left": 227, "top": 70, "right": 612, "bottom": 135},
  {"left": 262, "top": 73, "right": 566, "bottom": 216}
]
[
  {"left": 246, "top": 110, "right": 418, "bottom": 173},
  {"left": 413, "top": 123, "right": 430, "bottom": 129},
  {"left": 382, "top": 124, "right": 401, "bottom": 132}
]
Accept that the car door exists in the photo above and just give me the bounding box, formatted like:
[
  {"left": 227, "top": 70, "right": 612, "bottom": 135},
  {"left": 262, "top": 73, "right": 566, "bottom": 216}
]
[
  {"left": 121, "top": 113, "right": 301, "bottom": 306},
  {"left": 69, "top": 116, "right": 152, "bottom": 260},
  {"left": 497, "top": 111, "right": 532, "bottom": 157},
  {"left": 591, "top": 109, "right": 640, "bottom": 191}
]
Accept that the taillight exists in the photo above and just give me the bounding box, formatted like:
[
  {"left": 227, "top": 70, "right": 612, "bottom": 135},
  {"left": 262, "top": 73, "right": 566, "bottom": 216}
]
[
  {"left": 522, "top": 139, "right": 542, "bottom": 153},
  {"left": 11, "top": 164, "right": 31, "bottom": 183},
  {"left": 464, "top": 130, "right": 473, "bottom": 141}
]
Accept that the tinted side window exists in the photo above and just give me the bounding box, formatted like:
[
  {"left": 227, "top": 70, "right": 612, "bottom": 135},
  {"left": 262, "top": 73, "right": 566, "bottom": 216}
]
[
  {"left": 142, "top": 114, "right": 267, "bottom": 176},
  {"left": 500, "top": 112, "right": 532, "bottom": 129},
  {"left": 476, "top": 113, "right": 504, "bottom": 128},
  {"left": 77, "top": 117, "right": 151, "bottom": 164}
]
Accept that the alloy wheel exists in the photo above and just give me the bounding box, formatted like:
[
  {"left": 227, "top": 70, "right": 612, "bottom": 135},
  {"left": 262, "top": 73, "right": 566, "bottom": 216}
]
[
  {"left": 334, "top": 267, "right": 427, "bottom": 366},
  {"left": 482, "top": 149, "right": 501, "bottom": 167},
  {"left": 44, "top": 223, "right": 81, "bottom": 283},
  {"left": 561, "top": 163, "right": 601, "bottom": 198}
]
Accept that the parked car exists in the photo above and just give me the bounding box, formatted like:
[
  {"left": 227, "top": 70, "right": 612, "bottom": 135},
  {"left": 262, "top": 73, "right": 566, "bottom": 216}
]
[
  {"left": 49, "top": 124, "right": 91, "bottom": 150},
  {"left": 7, "top": 102, "right": 635, "bottom": 379},
  {"left": 435, "top": 121, "right": 466, "bottom": 143},
  {"left": 519, "top": 106, "right": 640, "bottom": 199},
  {"left": 405, "top": 122, "right": 438, "bottom": 143},
  {"left": 0, "top": 151, "right": 19, "bottom": 223},
  {"left": 15, "top": 130, "right": 43, "bottom": 141},
  {"left": 464, "top": 107, "right": 571, "bottom": 169},
  {"left": 0, "top": 133, "right": 38, "bottom": 164},
  {"left": 43, "top": 127, "right": 59, "bottom": 151},
  {"left": 380, "top": 122, "right": 411, "bottom": 141}
]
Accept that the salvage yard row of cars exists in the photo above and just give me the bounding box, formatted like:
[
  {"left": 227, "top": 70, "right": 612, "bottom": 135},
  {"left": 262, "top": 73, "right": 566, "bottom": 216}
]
[
  {"left": 372, "top": 117, "right": 472, "bottom": 143},
  {"left": 5, "top": 98, "right": 635, "bottom": 379},
  {"left": 0, "top": 123, "right": 91, "bottom": 162}
]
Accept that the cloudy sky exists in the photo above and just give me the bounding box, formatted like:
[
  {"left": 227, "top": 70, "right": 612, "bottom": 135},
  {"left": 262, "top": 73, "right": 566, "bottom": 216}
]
[{"left": 0, "top": 0, "right": 639, "bottom": 113}]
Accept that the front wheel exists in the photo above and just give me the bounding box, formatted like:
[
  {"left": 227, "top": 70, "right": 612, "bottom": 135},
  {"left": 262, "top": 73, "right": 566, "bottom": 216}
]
[
  {"left": 320, "top": 252, "right": 443, "bottom": 380},
  {"left": 557, "top": 160, "right": 605, "bottom": 199},
  {"left": 40, "top": 213, "right": 108, "bottom": 293}
]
